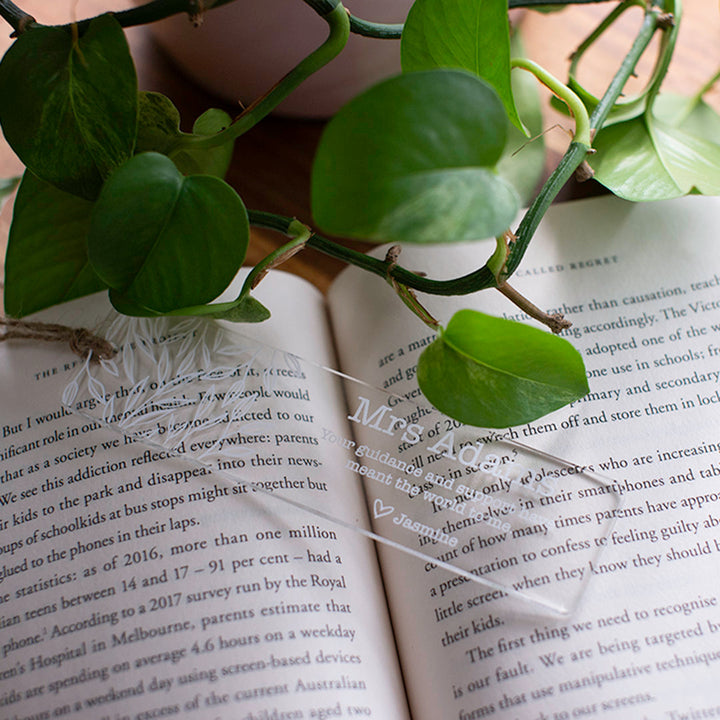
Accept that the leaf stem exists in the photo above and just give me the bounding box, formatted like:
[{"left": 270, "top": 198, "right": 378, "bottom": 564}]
[
  {"left": 511, "top": 57, "right": 591, "bottom": 146},
  {"left": 240, "top": 220, "right": 311, "bottom": 297},
  {"left": 248, "top": 210, "right": 496, "bottom": 296},
  {"left": 496, "top": 283, "right": 571, "bottom": 333},
  {"left": 170, "top": 3, "right": 350, "bottom": 152},
  {"left": 694, "top": 67, "right": 720, "bottom": 101},
  {"left": 303, "top": 0, "right": 624, "bottom": 40}
]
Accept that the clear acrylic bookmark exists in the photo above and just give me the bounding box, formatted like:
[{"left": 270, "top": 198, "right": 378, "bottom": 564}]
[{"left": 63, "top": 312, "right": 621, "bottom": 615}]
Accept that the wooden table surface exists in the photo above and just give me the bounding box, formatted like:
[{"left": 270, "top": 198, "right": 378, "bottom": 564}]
[{"left": 0, "top": 1, "right": 718, "bottom": 300}]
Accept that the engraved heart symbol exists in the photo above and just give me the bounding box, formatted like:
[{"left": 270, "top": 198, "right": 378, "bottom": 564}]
[{"left": 373, "top": 498, "right": 395, "bottom": 519}]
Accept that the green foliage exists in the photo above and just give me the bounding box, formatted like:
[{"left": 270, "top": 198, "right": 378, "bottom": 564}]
[
  {"left": 0, "top": 14, "right": 137, "bottom": 200},
  {"left": 401, "top": 2, "right": 544, "bottom": 204},
  {"left": 105, "top": 291, "right": 161, "bottom": 318},
  {"left": 4, "top": 172, "right": 105, "bottom": 317},
  {"left": 0, "top": 0, "right": 716, "bottom": 427},
  {"left": 87, "top": 153, "right": 248, "bottom": 313},
  {"left": 135, "top": 91, "right": 182, "bottom": 157},
  {"left": 311, "top": 69, "right": 518, "bottom": 244},
  {"left": 136, "top": 92, "right": 233, "bottom": 178},
  {"left": 418, "top": 310, "right": 589, "bottom": 428},
  {"left": 590, "top": 93, "right": 720, "bottom": 200},
  {"left": 401, "top": 0, "right": 525, "bottom": 132},
  {"left": 0, "top": 13, "right": 288, "bottom": 324},
  {"left": 175, "top": 108, "right": 234, "bottom": 178}
]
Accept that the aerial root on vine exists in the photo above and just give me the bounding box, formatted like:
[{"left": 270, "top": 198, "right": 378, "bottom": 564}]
[
  {"left": 188, "top": 0, "right": 206, "bottom": 27},
  {"left": 384, "top": 245, "right": 402, "bottom": 271},
  {"left": 385, "top": 252, "right": 440, "bottom": 330},
  {"left": 510, "top": 124, "right": 567, "bottom": 157},
  {"left": 575, "top": 159, "right": 595, "bottom": 182},
  {"left": 657, "top": 13, "right": 675, "bottom": 30}
]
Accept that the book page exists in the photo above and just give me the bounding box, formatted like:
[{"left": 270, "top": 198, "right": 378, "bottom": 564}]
[
  {"left": 328, "top": 195, "right": 720, "bottom": 719},
  {"left": 0, "top": 271, "right": 410, "bottom": 720}
]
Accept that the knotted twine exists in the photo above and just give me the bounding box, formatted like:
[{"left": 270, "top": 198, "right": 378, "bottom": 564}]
[{"left": 0, "top": 316, "right": 115, "bottom": 361}]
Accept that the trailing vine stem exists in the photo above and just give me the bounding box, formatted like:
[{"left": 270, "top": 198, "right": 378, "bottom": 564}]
[
  {"left": 0, "top": 0, "right": 625, "bottom": 39},
  {"left": 505, "top": 1, "right": 668, "bottom": 277},
  {"left": 0, "top": 0, "right": 239, "bottom": 35},
  {"left": 642, "top": 0, "right": 680, "bottom": 111},
  {"left": 248, "top": 211, "right": 496, "bottom": 297},
  {"left": 0, "top": 0, "right": 676, "bottom": 314},
  {"left": 0, "top": 0, "right": 32, "bottom": 35},
  {"left": 566, "top": 0, "right": 648, "bottom": 114},
  {"left": 587, "top": 2, "right": 671, "bottom": 131},
  {"left": 311, "top": 1, "right": 625, "bottom": 44},
  {"left": 248, "top": 1, "right": 672, "bottom": 305},
  {"left": 239, "top": 221, "right": 311, "bottom": 297},
  {"left": 168, "top": 3, "right": 350, "bottom": 152}
]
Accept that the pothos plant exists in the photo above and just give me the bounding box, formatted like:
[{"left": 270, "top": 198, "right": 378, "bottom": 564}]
[{"left": 0, "top": 0, "right": 718, "bottom": 428}]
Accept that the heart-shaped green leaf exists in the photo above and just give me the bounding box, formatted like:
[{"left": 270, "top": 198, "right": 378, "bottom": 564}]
[
  {"left": 589, "top": 94, "right": 720, "bottom": 201},
  {"left": 174, "top": 108, "right": 234, "bottom": 179},
  {"left": 88, "top": 152, "right": 248, "bottom": 313},
  {"left": 418, "top": 310, "right": 588, "bottom": 428},
  {"left": 135, "top": 91, "right": 182, "bottom": 157},
  {"left": 136, "top": 92, "right": 233, "bottom": 178},
  {"left": 108, "top": 291, "right": 161, "bottom": 317},
  {"left": 4, "top": 171, "right": 106, "bottom": 317},
  {"left": 312, "top": 69, "right": 518, "bottom": 244},
  {"left": 401, "top": 0, "right": 525, "bottom": 133},
  {"left": 654, "top": 93, "right": 720, "bottom": 138},
  {"left": 0, "top": 15, "right": 137, "bottom": 200}
]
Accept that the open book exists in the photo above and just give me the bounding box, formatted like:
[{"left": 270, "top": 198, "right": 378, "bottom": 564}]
[{"left": 2, "top": 194, "right": 720, "bottom": 719}]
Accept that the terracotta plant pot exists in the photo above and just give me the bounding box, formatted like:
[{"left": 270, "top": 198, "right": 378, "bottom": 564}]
[{"left": 147, "top": 0, "right": 413, "bottom": 117}]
